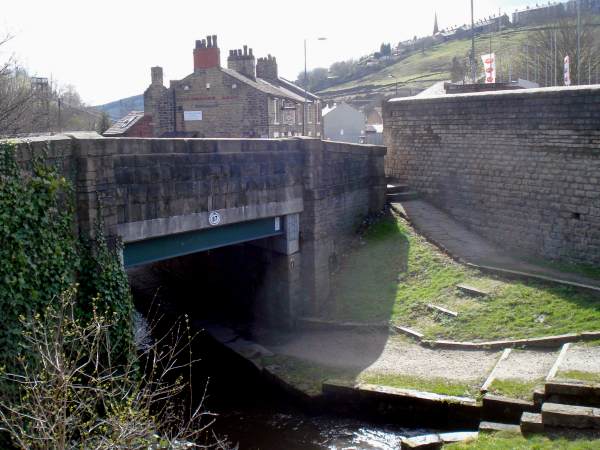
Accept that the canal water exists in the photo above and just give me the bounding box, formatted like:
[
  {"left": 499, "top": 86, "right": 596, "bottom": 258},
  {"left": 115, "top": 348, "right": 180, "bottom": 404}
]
[{"left": 129, "top": 251, "right": 432, "bottom": 449}]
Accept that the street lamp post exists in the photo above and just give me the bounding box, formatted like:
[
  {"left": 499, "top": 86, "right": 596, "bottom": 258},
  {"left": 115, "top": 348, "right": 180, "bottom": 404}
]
[
  {"left": 388, "top": 74, "right": 398, "bottom": 96},
  {"left": 470, "top": 0, "right": 476, "bottom": 83},
  {"left": 303, "top": 37, "right": 327, "bottom": 136}
]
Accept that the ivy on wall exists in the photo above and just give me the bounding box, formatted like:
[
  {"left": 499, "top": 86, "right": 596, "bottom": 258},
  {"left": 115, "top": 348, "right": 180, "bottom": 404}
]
[{"left": 0, "top": 141, "right": 134, "bottom": 382}]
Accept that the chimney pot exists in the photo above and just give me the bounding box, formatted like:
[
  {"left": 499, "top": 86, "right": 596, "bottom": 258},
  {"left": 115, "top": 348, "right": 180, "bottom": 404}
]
[
  {"left": 249, "top": 48, "right": 253, "bottom": 56},
  {"left": 207, "top": 35, "right": 213, "bottom": 47},
  {"left": 243, "top": 45, "right": 248, "bottom": 56},
  {"left": 212, "top": 35, "right": 218, "bottom": 48}
]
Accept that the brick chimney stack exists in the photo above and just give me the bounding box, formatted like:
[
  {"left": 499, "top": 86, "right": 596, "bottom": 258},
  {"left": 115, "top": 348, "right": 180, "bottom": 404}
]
[
  {"left": 193, "top": 35, "right": 220, "bottom": 71},
  {"left": 227, "top": 45, "right": 256, "bottom": 80},
  {"left": 256, "top": 54, "right": 278, "bottom": 81},
  {"left": 150, "top": 66, "right": 164, "bottom": 86}
]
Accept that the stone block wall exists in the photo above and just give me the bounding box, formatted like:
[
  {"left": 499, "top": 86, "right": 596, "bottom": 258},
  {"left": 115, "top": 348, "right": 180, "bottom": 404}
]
[
  {"left": 301, "top": 139, "right": 387, "bottom": 313},
  {"left": 384, "top": 85, "right": 600, "bottom": 265}
]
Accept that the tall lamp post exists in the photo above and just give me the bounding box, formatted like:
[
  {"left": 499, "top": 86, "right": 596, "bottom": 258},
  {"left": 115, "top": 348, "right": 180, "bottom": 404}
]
[
  {"left": 388, "top": 74, "right": 399, "bottom": 96},
  {"left": 470, "top": 0, "right": 476, "bottom": 83},
  {"left": 303, "top": 37, "right": 327, "bottom": 136}
]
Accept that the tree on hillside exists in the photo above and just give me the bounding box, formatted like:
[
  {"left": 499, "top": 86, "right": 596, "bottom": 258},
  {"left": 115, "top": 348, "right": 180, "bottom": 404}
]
[
  {"left": 0, "top": 35, "right": 40, "bottom": 135},
  {"left": 380, "top": 43, "right": 392, "bottom": 57},
  {"left": 97, "top": 112, "right": 112, "bottom": 134},
  {"left": 450, "top": 56, "right": 467, "bottom": 82}
]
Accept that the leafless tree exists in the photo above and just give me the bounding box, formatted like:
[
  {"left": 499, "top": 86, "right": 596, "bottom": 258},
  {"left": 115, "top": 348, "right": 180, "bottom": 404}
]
[
  {"left": 518, "top": 17, "right": 600, "bottom": 86},
  {"left": 0, "top": 288, "right": 229, "bottom": 449}
]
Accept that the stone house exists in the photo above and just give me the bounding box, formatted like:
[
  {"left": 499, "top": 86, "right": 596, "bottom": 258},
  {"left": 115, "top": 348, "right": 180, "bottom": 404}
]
[{"left": 142, "top": 35, "right": 323, "bottom": 138}]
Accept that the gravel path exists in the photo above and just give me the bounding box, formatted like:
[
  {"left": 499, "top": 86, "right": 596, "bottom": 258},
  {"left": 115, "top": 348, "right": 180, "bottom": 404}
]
[
  {"left": 560, "top": 344, "right": 600, "bottom": 374},
  {"left": 492, "top": 349, "right": 557, "bottom": 381},
  {"left": 268, "top": 330, "right": 499, "bottom": 382}
]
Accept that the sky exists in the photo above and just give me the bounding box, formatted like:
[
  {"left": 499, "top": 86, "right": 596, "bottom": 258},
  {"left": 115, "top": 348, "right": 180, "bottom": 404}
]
[{"left": 1, "top": 0, "right": 529, "bottom": 105}]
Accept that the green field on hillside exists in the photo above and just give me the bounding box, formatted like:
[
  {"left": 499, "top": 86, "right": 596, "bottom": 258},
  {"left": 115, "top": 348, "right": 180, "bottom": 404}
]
[{"left": 319, "top": 26, "right": 542, "bottom": 94}]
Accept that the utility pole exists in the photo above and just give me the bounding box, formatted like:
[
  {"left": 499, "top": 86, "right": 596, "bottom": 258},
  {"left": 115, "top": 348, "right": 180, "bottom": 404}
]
[
  {"left": 576, "top": 0, "right": 581, "bottom": 84},
  {"left": 470, "top": 0, "right": 476, "bottom": 83}
]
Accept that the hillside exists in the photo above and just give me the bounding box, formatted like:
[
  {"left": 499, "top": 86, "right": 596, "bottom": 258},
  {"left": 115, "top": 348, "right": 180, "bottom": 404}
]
[
  {"left": 95, "top": 94, "right": 143, "bottom": 120},
  {"left": 318, "top": 26, "right": 535, "bottom": 101}
]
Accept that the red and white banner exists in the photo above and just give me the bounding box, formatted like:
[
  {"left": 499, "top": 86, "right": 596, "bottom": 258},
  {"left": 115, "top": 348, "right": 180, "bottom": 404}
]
[
  {"left": 564, "top": 55, "right": 571, "bottom": 86},
  {"left": 481, "top": 53, "right": 496, "bottom": 84}
]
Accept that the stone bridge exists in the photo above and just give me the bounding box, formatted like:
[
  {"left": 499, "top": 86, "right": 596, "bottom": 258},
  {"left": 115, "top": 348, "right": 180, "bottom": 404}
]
[{"left": 15, "top": 135, "right": 386, "bottom": 324}]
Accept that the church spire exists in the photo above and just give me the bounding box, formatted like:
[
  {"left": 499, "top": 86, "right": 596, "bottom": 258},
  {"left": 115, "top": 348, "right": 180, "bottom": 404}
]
[{"left": 433, "top": 12, "right": 439, "bottom": 35}]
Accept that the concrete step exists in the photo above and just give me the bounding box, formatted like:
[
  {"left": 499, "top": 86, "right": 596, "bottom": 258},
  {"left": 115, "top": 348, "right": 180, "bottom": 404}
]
[
  {"left": 542, "top": 402, "right": 600, "bottom": 429},
  {"left": 479, "top": 421, "right": 521, "bottom": 434},
  {"left": 387, "top": 183, "right": 410, "bottom": 194},
  {"left": 387, "top": 191, "right": 419, "bottom": 202},
  {"left": 520, "top": 412, "right": 544, "bottom": 434}
]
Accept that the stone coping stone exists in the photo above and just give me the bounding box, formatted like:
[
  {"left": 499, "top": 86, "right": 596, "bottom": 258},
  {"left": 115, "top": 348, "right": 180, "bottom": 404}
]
[
  {"left": 401, "top": 431, "right": 478, "bottom": 449},
  {"left": 423, "top": 332, "right": 599, "bottom": 350},
  {"left": 482, "top": 394, "right": 537, "bottom": 424},
  {"left": 542, "top": 402, "right": 600, "bottom": 429},
  {"left": 393, "top": 325, "right": 425, "bottom": 340},
  {"left": 479, "top": 421, "right": 521, "bottom": 433},
  {"left": 520, "top": 412, "right": 544, "bottom": 434},
  {"left": 468, "top": 263, "right": 600, "bottom": 295},
  {"left": 323, "top": 380, "right": 477, "bottom": 405}
]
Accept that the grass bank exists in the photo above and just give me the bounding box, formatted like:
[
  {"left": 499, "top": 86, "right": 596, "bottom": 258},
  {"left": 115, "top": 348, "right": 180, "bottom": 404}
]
[
  {"left": 447, "top": 431, "right": 600, "bottom": 449},
  {"left": 329, "top": 213, "right": 600, "bottom": 341}
]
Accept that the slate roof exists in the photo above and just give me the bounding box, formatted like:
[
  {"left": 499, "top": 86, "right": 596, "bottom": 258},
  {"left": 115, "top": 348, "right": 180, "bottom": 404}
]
[
  {"left": 103, "top": 111, "right": 144, "bottom": 136},
  {"left": 219, "top": 68, "right": 310, "bottom": 103}
]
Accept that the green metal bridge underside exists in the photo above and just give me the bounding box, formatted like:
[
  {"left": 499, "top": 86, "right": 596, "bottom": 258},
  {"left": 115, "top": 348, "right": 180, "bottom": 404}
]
[{"left": 123, "top": 217, "right": 283, "bottom": 268}]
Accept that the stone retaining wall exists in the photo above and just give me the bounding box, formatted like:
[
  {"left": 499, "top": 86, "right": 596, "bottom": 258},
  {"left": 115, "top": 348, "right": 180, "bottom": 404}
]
[{"left": 383, "top": 86, "right": 600, "bottom": 265}]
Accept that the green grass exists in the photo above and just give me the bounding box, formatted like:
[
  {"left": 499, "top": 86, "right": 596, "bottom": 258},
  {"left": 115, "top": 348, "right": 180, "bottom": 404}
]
[
  {"left": 525, "top": 257, "right": 600, "bottom": 282},
  {"left": 558, "top": 370, "right": 600, "bottom": 384},
  {"left": 330, "top": 213, "right": 600, "bottom": 341},
  {"left": 360, "top": 372, "right": 478, "bottom": 398},
  {"left": 487, "top": 378, "right": 544, "bottom": 400},
  {"left": 320, "top": 27, "right": 533, "bottom": 94},
  {"left": 447, "top": 431, "right": 600, "bottom": 449}
]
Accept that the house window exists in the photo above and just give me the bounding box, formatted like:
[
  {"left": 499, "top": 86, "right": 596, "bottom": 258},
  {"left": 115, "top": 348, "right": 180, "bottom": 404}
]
[
  {"left": 316, "top": 102, "right": 321, "bottom": 124},
  {"left": 307, "top": 104, "right": 314, "bottom": 124},
  {"left": 273, "top": 131, "right": 280, "bottom": 138}
]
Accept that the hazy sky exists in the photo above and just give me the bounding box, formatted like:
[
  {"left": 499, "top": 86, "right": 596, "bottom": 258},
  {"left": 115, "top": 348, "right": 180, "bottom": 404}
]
[{"left": 2, "top": 0, "right": 528, "bottom": 105}]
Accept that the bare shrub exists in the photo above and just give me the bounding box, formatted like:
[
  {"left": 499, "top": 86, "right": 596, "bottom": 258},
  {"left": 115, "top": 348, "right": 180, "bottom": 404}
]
[{"left": 0, "top": 287, "right": 228, "bottom": 449}]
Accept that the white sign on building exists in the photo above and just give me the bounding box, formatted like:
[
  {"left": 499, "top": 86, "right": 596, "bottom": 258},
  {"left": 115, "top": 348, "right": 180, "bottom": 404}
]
[{"left": 184, "top": 111, "right": 203, "bottom": 121}]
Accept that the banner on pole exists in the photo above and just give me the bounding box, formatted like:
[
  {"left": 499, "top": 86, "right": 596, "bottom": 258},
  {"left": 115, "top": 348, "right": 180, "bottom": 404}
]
[
  {"left": 481, "top": 53, "right": 496, "bottom": 84},
  {"left": 564, "top": 55, "right": 571, "bottom": 86}
]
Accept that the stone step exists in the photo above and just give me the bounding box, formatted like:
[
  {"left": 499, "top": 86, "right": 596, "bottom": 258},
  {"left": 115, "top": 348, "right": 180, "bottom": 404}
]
[
  {"left": 542, "top": 402, "right": 600, "bottom": 429},
  {"left": 387, "top": 191, "right": 419, "bottom": 202},
  {"left": 456, "top": 284, "right": 490, "bottom": 298},
  {"left": 520, "top": 412, "right": 544, "bottom": 434},
  {"left": 427, "top": 303, "right": 458, "bottom": 318},
  {"left": 479, "top": 421, "right": 521, "bottom": 434},
  {"left": 387, "top": 183, "right": 410, "bottom": 194},
  {"left": 400, "top": 432, "right": 478, "bottom": 449},
  {"left": 545, "top": 380, "right": 600, "bottom": 407},
  {"left": 482, "top": 393, "right": 537, "bottom": 424}
]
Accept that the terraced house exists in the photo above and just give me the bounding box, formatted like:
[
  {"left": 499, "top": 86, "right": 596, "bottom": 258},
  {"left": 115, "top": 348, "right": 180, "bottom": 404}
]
[{"left": 136, "top": 35, "right": 323, "bottom": 139}]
